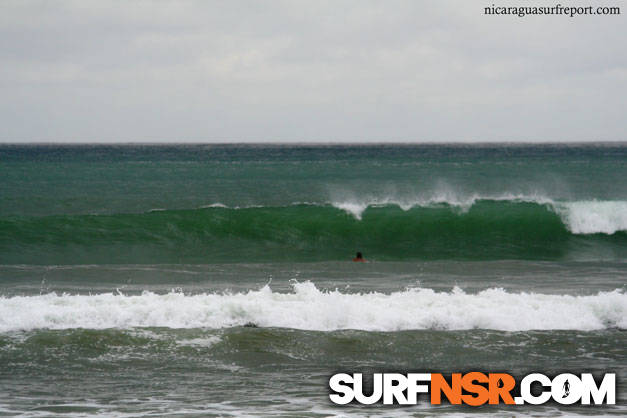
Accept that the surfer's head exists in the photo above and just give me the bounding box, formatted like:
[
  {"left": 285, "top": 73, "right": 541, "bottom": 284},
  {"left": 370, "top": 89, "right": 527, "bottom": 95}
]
[{"left": 353, "top": 252, "right": 366, "bottom": 262}]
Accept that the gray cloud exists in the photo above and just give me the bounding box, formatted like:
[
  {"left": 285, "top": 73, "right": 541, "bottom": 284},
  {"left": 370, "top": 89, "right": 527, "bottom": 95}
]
[{"left": 1, "top": 0, "right": 625, "bottom": 142}]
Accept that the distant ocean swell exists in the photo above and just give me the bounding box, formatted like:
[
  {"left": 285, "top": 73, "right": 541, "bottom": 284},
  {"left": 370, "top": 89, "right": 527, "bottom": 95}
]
[
  {"left": 1, "top": 199, "right": 626, "bottom": 264},
  {"left": 0, "top": 282, "right": 625, "bottom": 332}
]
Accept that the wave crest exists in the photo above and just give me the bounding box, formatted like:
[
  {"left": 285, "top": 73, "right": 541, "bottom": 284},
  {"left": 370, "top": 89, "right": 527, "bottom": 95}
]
[
  {"left": 556, "top": 201, "right": 627, "bottom": 234},
  {"left": 1, "top": 283, "right": 625, "bottom": 332},
  {"left": 2, "top": 198, "right": 626, "bottom": 264},
  {"left": 330, "top": 195, "right": 627, "bottom": 235},
  {"left": 330, "top": 193, "right": 555, "bottom": 220}
]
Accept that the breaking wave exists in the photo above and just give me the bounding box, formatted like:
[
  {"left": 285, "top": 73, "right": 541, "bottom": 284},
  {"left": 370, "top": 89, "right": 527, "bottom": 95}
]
[
  {"left": 0, "top": 282, "right": 625, "bottom": 332},
  {"left": 1, "top": 198, "right": 626, "bottom": 264},
  {"left": 330, "top": 195, "right": 627, "bottom": 235}
]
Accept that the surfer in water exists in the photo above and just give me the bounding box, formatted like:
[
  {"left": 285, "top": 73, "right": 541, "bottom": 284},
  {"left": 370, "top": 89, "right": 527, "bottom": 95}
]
[{"left": 353, "top": 252, "right": 366, "bottom": 262}]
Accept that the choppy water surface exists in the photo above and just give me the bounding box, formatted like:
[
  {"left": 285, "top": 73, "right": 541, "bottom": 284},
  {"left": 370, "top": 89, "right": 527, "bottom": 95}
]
[{"left": 0, "top": 144, "right": 625, "bottom": 416}]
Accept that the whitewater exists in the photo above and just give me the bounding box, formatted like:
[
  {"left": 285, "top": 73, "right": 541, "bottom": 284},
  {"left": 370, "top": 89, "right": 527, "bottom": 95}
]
[
  {"left": 2, "top": 144, "right": 626, "bottom": 417},
  {"left": 1, "top": 282, "right": 625, "bottom": 333},
  {"left": 322, "top": 196, "right": 627, "bottom": 235},
  {"left": 196, "top": 196, "right": 627, "bottom": 235}
]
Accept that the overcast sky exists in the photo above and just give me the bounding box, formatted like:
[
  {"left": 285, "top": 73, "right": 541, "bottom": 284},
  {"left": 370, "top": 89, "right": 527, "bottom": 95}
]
[{"left": 1, "top": 0, "right": 625, "bottom": 142}]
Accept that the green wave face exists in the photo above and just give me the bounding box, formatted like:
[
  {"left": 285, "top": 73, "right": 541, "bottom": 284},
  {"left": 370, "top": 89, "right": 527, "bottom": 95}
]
[{"left": 1, "top": 201, "right": 625, "bottom": 264}]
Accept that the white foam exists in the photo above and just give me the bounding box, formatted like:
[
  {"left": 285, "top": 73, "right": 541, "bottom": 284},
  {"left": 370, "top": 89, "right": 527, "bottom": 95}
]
[
  {"left": 177, "top": 336, "right": 222, "bottom": 348},
  {"left": 170, "top": 196, "right": 627, "bottom": 235},
  {"left": 330, "top": 192, "right": 555, "bottom": 220},
  {"left": 199, "top": 202, "right": 229, "bottom": 209},
  {"left": 555, "top": 200, "right": 627, "bottom": 235},
  {"left": 330, "top": 193, "right": 627, "bottom": 235},
  {"left": 332, "top": 201, "right": 371, "bottom": 219},
  {"left": 0, "top": 283, "right": 624, "bottom": 332}
]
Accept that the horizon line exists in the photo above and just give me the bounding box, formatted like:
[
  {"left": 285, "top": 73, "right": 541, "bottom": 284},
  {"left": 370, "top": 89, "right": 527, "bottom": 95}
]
[{"left": 1, "top": 140, "right": 626, "bottom": 146}]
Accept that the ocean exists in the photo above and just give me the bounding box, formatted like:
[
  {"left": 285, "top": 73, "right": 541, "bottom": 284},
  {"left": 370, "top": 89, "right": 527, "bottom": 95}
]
[{"left": 0, "top": 143, "right": 625, "bottom": 416}]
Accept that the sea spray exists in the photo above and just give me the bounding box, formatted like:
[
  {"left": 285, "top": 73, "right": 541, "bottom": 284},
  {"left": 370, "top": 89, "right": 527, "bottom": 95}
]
[
  {"left": 1, "top": 282, "right": 625, "bottom": 332},
  {"left": 1, "top": 199, "right": 626, "bottom": 264}
]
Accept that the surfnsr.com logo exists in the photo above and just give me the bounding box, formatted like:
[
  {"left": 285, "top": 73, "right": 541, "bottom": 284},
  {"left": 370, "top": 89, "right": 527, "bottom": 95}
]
[{"left": 329, "top": 372, "right": 615, "bottom": 406}]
